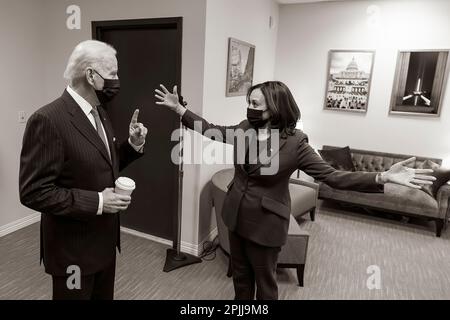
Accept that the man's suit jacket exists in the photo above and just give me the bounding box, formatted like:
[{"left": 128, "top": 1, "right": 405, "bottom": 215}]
[
  {"left": 182, "top": 110, "right": 383, "bottom": 248},
  {"left": 19, "top": 90, "right": 143, "bottom": 276}
]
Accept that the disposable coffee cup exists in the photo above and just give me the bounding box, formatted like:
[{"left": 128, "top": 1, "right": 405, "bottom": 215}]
[{"left": 115, "top": 177, "right": 136, "bottom": 196}]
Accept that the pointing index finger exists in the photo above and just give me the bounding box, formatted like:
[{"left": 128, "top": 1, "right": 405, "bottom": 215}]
[{"left": 131, "top": 109, "right": 139, "bottom": 124}]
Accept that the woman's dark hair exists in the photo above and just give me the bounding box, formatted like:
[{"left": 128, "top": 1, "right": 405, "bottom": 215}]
[{"left": 246, "top": 81, "right": 301, "bottom": 137}]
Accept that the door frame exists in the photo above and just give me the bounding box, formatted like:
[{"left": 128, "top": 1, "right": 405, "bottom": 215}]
[{"left": 92, "top": 17, "right": 183, "bottom": 241}]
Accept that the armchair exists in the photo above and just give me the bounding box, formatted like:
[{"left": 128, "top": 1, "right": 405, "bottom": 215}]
[{"left": 289, "top": 177, "right": 319, "bottom": 222}]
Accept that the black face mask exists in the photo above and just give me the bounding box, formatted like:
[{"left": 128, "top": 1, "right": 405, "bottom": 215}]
[
  {"left": 247, "top": 108, "right": 269, "bottom": 128},
  {"left": 93, "top": 70, "right": 120, "bottom": 104}
]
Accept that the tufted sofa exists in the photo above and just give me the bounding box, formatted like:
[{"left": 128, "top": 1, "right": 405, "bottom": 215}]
[{"left": 318, "top": 146, "right": 450, "bottom": 237}]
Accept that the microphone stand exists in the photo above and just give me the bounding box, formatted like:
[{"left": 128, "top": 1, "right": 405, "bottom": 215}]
[{"left": 163, "top": 96, "right": 202, "bottom": 272}]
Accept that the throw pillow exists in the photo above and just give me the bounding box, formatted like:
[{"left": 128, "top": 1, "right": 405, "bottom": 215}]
[
  {"left": 421, "top": 160, "right": 450, "bottom": 198},
  {"left": 318, "top": 146, "right": 355, "bottom": 172}
]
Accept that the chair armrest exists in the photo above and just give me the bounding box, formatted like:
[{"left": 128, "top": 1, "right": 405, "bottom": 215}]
[
  {"left": 289, "top": 178, "right": 319, "bottom": 191},
  {"left": 437, "top": 184, "right": 450, "bottom": 220},
  {"left": 289, "top": 178, "right": 319, "bottom": 216}
]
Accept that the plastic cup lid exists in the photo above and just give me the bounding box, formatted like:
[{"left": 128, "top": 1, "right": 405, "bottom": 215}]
[{"left": 116, "top": 177, "right": 136, "bottom": 190}]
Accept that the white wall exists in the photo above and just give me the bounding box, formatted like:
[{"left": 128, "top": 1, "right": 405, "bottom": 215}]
[
  {"left": 275, "top": 0, "right": 450, "bottom": 165},
  {"left": 0, "top": 0, "right": 47, "bottom": 231},
  {"left": 193, "top": 0, "right": 280, "bottom": 243}
]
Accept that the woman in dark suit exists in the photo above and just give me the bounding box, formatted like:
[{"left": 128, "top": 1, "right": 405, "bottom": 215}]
[{"left": 155, "top": 81, "right": 434, "bottom": 300}]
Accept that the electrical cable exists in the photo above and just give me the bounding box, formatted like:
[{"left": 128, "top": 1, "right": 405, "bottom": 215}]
[{"left": 199, "top": 235, "right": 220, "bottom": 261}]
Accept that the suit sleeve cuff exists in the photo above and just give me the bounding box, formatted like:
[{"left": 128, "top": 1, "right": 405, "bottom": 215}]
[
  {"left": 97, "top": 192, "right": 103, "bottom": 215},
  {"left": 128, "top": 137, "right": 145, "bottom": 153}
]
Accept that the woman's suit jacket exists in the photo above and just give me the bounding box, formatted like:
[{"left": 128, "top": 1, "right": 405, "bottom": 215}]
[{"left": 182, "top": 110, "right": 383, "bottom": 247}]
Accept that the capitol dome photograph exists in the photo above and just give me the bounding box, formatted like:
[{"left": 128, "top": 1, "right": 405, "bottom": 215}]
[{"left": 325, "top": 50, "right": 375, "bottom": 113}]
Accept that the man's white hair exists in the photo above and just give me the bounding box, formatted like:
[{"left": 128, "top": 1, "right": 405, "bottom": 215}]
[{"left": 63, "top": 40, "right": 117, "bottom": 82}]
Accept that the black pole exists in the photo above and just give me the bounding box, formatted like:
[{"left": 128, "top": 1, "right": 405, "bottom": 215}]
[{"left": 163, "top": 96, "right": 202, "bottom": 272}]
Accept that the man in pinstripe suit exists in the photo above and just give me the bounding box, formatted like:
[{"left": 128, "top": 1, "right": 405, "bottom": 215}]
[{"left": 19, "top": 40, "right": 148, "bottom": 300}]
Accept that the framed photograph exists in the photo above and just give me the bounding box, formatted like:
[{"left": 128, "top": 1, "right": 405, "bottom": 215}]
[
  {"left": 389, "top": 50, "right": 449, "bottom": 117},
  {"left": 324, "top": 50, "right": 375, "bottom": 113},
  {"left": 226, "top": 38, "right": 255, "bottom": 97}
]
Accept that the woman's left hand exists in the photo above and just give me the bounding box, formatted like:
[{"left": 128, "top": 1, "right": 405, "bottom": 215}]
[{"left": 379, "top": 157, "right": 436, "bottom": 189}]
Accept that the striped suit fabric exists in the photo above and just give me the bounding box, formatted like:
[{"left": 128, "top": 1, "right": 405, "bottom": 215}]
[{"left": 19, "top": 90, "right": 143, "bottom": 277}]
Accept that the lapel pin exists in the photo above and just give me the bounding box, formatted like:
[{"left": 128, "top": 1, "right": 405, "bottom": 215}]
[{"left": 113, "top": 137, "right": 116, "bottom": 142}]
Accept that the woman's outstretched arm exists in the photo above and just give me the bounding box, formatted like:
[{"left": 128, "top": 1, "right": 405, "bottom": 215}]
[
  {"left": 296, "top": 135, "right": 435, "bottom": 192},
  {"left": 155, "top": 84, "right": 242, "bottom": 145}
]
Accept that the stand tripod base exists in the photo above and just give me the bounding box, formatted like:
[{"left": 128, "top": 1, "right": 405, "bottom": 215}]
[{"left": 163, "top": 248, "right": 202, "bottom": 272}]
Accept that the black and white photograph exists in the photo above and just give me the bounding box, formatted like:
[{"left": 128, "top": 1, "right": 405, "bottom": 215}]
[
  {"left": 1, "top": 0, "right": 450, "bottom": 308},
  {"left": 324, "top": 50, "right": 375, "bottom": 113},
  {"left": 226, "top": 38, "right": 255, "bottom": 97},
  {"left": 390, "top": 50, "right": 450, "bottom": 117}
]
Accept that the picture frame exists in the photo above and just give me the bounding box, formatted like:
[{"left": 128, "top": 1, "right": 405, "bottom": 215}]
[
  {"left": 389, "top": 50, "right": 450, "bottom": 117},
  {"left": 226, "top": 38, "right": 255, "bottom": 97},
  {"left": 324, "top": 50, "right": 376, "bottom": 113}
]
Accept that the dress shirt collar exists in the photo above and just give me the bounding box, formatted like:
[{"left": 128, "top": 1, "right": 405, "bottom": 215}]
[{"left": 66, "top": 85, "right": 95, "bottom": 116}]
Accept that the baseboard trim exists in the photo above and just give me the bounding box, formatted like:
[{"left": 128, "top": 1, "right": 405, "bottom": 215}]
[
  {"left": 0, "top": 213, "right": 41, "bottom": 238},
  {"left": 0, "top": 215, "right": 219, "bottom": 256},
  {"left": 120, "top": 226, "right": 218, "bottom": 257},
  {"left": 120, "top": 226, "right": 173, "bottom": 247}
]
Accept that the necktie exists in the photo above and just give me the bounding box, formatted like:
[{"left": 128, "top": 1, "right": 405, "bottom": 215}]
[{"left": 91, "top": 107, "right": 111, "bottom": 160}]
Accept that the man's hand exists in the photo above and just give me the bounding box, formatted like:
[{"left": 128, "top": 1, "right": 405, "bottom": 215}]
[
  {"left": 129, "top": 109, "right": 148, "bottom": 146},
  {"left": 102, "top": 188, "right": 132, "bottom": 214}
]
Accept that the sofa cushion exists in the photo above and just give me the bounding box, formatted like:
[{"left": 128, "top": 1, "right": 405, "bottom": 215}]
[
  {"left": 319, "top": 182, "right": 439, "bottom": 218},
  {"left": 318, "top": 146, "right": 355, "bottom": 171},
  {"left": 420, "top": 160, "right": 450, "bottom": 198}
]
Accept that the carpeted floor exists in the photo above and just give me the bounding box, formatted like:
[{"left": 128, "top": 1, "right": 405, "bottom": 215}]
[{"left": 1, "top": 200, "right": 449, "bottom": 300}]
